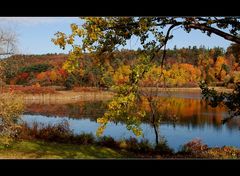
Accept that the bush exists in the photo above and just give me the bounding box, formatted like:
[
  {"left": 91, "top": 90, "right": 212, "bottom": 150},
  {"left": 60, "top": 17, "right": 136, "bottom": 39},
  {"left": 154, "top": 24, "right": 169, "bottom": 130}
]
[
  {"left": 155, "top": 139, "right": 174, "bottom": 155},
  {"left": 65, "top": 75, "right": 75, "bottom": 90},
  {"left": 138, "top": 139, "right": 152, "bottom": 153},
  {"left": 0, "top": 93, "right": 24, "bottom": 125},
  {"left": 0, "top": 136, "right": 14, "bottom": 148},
  {"left": 18, "top": 120, "right": 73, "bottom": 143},
  {"left": 97, "top": 136, "right": 119, "bottom": 148},
  {"left": 206, "top": 146, "right": 240, "bottom": 159},
  {"left": 18, "top": 122, "right": 96, "bottom": 145},
  {"left": 19, "top": 64, "right": 53, "bottom": 73},
  {"left": 124, "top": 137, "right": 152, "bottom": 153},
  {"left": 38, "top": 121, "right": 72, "bottom": 142},
  {"left": 179, "top": 139, "right": 208, "bottom": 155},
  {"left": 177, "top": 139, "right": 240, "bottom": 159},
  {"left": 0, "top": 93, "right": 24, "bottom": 146},
  {"left": 73, "top": 133, "right": 95, "bottom": 145},
  {"left": 125, "top": 137, "right": 139, "bottom": 151}
]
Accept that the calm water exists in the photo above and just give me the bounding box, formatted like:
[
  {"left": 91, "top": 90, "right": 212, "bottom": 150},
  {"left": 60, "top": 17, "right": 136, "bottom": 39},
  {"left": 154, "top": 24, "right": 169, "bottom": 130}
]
[{"left": 21, "top": 91, "right": 240, "bottom": 151}]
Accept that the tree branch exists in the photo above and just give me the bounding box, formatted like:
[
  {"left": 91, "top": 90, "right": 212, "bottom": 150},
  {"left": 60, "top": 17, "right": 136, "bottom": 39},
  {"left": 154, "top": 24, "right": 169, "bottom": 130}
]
[
  {"left": 187, "top": 23, "right": 240, "bottom": 44},
  {"left": 0, "top": 52, "right": 14, "bottom": 56}
]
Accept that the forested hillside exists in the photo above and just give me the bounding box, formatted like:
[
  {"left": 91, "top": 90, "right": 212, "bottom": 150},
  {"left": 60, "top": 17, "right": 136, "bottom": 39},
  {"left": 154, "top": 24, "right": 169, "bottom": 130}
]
[{"left": 1, "top": 44, "right": 240, "bottom": 89}]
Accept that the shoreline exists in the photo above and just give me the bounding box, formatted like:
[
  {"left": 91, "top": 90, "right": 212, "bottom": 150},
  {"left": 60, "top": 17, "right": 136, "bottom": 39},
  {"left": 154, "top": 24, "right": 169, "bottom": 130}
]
[
  {"left": 21, "top": 90, "right": 114, "bottom": 104},
  {"left": 0, "top": 86, "right": 233, "bottom": 104},
  {"left": 140, "top": 86, "right": 233, "bottom": 93}
]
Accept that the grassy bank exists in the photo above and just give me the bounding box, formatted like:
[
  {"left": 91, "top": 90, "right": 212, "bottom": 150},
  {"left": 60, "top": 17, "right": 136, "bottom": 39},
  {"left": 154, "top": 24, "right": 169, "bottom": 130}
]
[
  {"left": 0, "top": 122, "right": 238, "bottom": 159},
  {"left": 0, "top": 138, "right": 239, "bottom": 159},
  {"left": 0, "top": 139, "right": 132, "bottom": 159}
]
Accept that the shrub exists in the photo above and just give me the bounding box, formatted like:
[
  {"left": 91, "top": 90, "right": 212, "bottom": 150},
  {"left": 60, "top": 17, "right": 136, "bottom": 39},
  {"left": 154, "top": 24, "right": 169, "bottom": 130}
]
[
  {"left": 73, "top": 133, "right": 95, "bottom": 145},
  {"left": 119, "top": 140, "right": 128, "bottom": 149},
  {"left": 138, "top": 139, "right": 152, "bottom": 153},
  {"left": 180, "top": 139, "right": 208, "bottom": 155},
  {"left": 155, "top": 139, "right": 174, "bottom": 155},
  {"left": 206, "top": 146, "right": 240, "bottom": 159},
  {"left": 177, "top": 139, "right": 240, "bottom": 159},
  {"left": 97, "top": 136, "right": 119, "bottom": 148},
  {"left": 18, "top": 120, "right": 73, "bottom": 143},
  {"left": 0, "top": 93, "right": 24, "bottom": 125},
  {"left": 17, "top": 122, "right": 37, "bottom": 140},
  {"left": 125, "top": 137, "right": 139, "bottom": 151},
  {"left": 19, "top": 64, "right": 53, "bottom": 73},
  {"left": 65, "top": 75, "right": 75, "bottom": 90},
  {"left": 0, "top": 93, "right": 24, "bottom": 146},
  {"left": 18, "top": 122, "right": 95, "bottom": 145},
  {"left": 38, "top": 121, "right": 72, "bottom": 142},
  {"left": 124, "top": 137, "right": 152, "bottom": 153},
  {"left": 0, "top": 136, "right": 14, "bottom": 148}
]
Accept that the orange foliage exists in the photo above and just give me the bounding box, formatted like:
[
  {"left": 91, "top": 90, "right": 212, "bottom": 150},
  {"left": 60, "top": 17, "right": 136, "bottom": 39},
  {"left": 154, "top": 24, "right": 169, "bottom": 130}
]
[{"left": 113, "top": 65, "right": 131, "bottom": 85}]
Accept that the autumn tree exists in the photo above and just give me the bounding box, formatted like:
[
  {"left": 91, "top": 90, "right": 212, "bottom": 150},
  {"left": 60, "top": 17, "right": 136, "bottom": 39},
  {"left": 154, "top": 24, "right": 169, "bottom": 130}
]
[
  {"left": 226, "top": 43, "right": 240, "bottom": 63},
  {"left": 213, "top": 56, "right": 230, "bottom": 82},
  {"left": 52, "top": 17, "right": 240, "bottom": 137}
]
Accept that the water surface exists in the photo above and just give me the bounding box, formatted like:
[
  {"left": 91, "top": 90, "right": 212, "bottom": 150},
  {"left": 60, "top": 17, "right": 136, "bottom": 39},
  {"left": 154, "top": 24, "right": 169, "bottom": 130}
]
[{"left": 21, "top": 91, "right": 240, "bottom": 151}]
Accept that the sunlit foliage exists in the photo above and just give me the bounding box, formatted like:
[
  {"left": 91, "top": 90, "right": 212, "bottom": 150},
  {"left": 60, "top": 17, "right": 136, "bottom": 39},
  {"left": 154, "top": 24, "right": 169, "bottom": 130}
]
[
  {"left": 51, "top": 17, "right": 240, "bottom": 136},
  {"left": 0, "top": 93, "right": 24, "bottom": 145}
]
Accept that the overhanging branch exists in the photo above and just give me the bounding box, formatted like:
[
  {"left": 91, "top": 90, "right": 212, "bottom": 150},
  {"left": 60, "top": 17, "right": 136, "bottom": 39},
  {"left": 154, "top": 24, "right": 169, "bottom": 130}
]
[{"left": 188, "top": 23, "right": 240, "bottom": 44}]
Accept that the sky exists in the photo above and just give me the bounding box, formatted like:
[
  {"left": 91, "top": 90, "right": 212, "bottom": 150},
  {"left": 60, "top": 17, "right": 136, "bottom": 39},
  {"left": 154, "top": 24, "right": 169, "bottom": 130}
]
[{"left": 0, "top": 17, "right": 233, "bottom": 55}]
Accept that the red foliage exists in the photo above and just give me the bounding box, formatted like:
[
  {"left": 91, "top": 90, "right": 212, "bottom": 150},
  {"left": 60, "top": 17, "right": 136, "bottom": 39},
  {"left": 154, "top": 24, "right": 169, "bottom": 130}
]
[
  {"left": 2, "top": 85, "right": 57, "bottom": 94},
  {"left": 19, "top": 72, "right": 29, "bottom": 79},
  {"left": 183, "top": 139, "right": 208, "bottom": 153},
  {"left": 58, "top": 68, "right": 68, "bottom": 78}
]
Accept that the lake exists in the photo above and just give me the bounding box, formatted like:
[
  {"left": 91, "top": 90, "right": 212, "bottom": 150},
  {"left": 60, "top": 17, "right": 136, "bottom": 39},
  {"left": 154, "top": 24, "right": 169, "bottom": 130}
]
[{"left": 21, "top": 91, "right": 240, "bottom": 151}]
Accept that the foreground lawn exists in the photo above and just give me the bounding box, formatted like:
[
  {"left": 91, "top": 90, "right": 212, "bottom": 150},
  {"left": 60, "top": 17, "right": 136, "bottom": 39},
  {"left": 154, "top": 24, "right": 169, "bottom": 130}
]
[
  {"left": 0, "top": 140, "right": 132, "bottom": 159},
  {"left": 1, "top": 138, "right": 239, "bottom": 159}
]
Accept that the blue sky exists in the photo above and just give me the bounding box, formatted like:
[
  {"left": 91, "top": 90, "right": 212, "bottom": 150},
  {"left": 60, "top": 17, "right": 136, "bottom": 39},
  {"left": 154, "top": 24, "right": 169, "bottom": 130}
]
[{"left": 0, "top": 17, "right": 233, "bottom": 54}]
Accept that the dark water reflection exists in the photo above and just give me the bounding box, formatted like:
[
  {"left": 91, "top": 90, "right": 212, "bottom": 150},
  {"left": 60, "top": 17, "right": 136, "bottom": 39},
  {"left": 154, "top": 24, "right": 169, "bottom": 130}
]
[{"left": 21, "top": 91, "right": 240, "bottom": 151}]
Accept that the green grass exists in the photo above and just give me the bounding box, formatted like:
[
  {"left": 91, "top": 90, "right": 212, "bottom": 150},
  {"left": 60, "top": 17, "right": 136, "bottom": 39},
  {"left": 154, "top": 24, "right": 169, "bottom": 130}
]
[
  {"left": 0, "top": 140, "right": 133, "bottom": 159},
  {"left": 1, "top": 139, "right": 239, "bottom": 159}
]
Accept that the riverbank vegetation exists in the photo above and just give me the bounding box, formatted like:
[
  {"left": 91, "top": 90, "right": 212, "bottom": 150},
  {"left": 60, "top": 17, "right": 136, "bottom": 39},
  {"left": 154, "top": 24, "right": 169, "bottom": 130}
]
[{"left": 0, "top": 121, "right": 239, "bottom": 159}]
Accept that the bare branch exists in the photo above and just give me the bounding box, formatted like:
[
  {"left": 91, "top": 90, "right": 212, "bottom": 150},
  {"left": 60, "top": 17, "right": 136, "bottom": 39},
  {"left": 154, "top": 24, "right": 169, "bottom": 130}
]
[{"left": 0, "top": 27, "right": 18, "bottom": 56}]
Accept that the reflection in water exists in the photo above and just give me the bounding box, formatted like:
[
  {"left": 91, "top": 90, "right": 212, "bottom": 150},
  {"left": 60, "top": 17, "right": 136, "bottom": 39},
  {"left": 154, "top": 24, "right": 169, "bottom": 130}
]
[
  {"left": 24, "top": 101, "right": 107, "bottom": 119},
  {"left": 22, "top": 91, "right": 240, "bottom": 151}
]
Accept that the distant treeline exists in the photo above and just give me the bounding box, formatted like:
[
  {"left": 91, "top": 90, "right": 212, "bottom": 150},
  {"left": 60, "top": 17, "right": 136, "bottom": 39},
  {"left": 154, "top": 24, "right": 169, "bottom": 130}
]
[{"left": 0, "top": 44, "right": 240, "bottom": 88}]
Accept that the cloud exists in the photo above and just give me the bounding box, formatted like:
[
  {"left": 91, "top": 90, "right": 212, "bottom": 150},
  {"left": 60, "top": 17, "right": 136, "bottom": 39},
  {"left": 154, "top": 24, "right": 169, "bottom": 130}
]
[{"left": 0, "top": 17, "right": 78, "bottom": 26}]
